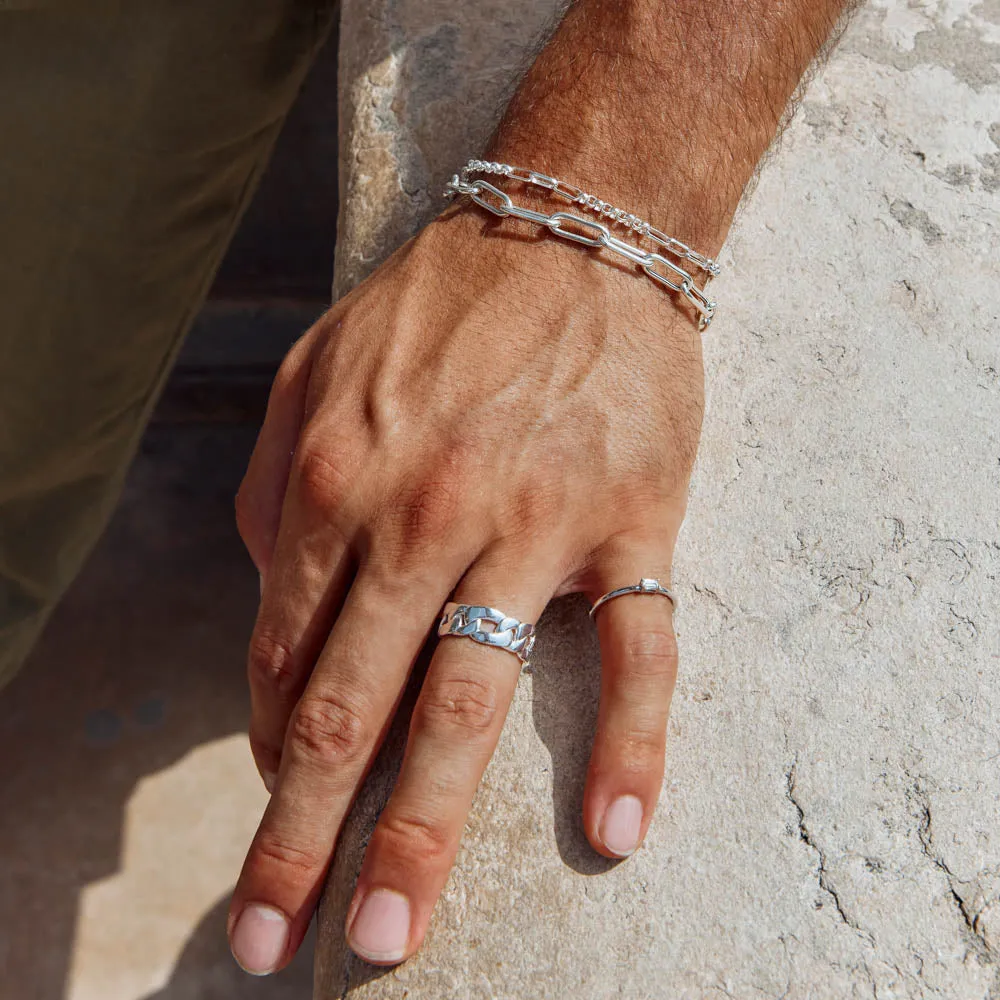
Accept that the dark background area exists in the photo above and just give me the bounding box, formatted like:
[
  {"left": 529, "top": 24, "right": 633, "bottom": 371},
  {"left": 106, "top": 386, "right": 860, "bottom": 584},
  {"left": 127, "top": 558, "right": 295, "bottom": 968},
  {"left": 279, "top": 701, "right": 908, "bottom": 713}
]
[
  {"left": 0, "top": 28, "right": 338, "bottom": 1000},
  {"left": 158, "top": 16, "right": 339, "bottom": 427}
]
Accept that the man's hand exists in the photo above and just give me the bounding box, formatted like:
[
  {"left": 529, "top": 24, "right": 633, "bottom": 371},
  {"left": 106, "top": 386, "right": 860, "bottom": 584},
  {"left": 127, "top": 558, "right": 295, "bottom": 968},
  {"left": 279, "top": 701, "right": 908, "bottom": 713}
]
[
  {"left": 229, "top": 203, "right": 701, "bottom": 971},
  {"left": 226, "top": 0, "right": 856, "bottom": 974}
]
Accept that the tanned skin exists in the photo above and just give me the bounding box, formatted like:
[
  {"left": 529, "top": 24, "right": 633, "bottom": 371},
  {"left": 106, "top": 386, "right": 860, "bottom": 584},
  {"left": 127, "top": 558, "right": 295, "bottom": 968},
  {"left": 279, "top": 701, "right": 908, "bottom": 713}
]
[
  {"left": 227, "top": 0, "right": 859, "bottom": 975},
  {"left": 504, "top": 1, "right": 855, "bottom": 243}
]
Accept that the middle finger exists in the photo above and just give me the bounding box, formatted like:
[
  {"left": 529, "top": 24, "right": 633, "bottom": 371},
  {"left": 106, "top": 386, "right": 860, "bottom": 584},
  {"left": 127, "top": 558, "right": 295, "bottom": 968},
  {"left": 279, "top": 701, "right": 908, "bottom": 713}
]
[{"left": 343, "top": 546, "right": 561, "bottom": 965}]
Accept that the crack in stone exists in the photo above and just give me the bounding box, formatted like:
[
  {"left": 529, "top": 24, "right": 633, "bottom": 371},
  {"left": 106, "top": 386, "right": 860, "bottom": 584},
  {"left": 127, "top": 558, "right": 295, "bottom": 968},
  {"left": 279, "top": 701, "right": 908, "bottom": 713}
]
[
  {"left": 785, "top": 761, "right": 875, "bottom": 945},
  {"left": 692, "top": 583, "right": 733, "bottom": 614},
  {"left": 913, "top": 787, "right": 997, "bottom": 975}
]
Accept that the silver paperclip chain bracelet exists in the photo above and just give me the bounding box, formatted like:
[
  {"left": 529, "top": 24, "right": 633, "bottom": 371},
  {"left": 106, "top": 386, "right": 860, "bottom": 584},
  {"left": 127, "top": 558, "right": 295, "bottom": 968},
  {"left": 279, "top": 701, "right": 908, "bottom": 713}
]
[{"left": 444, "top": 158, "right": 720, "bottom": 331}]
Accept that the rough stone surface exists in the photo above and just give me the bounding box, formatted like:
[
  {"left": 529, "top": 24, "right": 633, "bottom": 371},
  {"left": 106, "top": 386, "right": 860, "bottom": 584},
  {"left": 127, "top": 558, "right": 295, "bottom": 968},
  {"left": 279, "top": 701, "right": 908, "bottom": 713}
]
[
  {"left": 332, "top": 0, "right": 563, "bottom": 297},
  {"left": 319, "top": 2, "right": 1000, "bottom": 997}
]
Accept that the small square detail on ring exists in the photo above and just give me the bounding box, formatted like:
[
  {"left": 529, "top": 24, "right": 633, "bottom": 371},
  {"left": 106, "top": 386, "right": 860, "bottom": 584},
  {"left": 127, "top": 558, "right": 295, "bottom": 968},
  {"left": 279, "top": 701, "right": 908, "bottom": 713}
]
[{"left": 640, "top": 578, "right": 659, "bottom": 592}]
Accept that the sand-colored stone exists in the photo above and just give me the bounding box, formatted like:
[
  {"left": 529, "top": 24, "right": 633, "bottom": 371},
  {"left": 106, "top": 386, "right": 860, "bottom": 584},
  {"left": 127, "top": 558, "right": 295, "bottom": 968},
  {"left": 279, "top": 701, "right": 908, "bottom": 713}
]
[
  {"left": 318, "top": 1, "right": 1000, "bottom": 997},
  {"left": 0, "top": 427, "right": 315, "bottom": 1000}
]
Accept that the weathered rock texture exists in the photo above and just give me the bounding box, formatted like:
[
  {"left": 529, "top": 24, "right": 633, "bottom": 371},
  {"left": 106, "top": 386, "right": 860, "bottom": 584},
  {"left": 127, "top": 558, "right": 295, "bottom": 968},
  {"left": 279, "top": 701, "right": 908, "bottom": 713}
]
[{"left": 318, "top": 1, "right": 1000, "bottom": 997}]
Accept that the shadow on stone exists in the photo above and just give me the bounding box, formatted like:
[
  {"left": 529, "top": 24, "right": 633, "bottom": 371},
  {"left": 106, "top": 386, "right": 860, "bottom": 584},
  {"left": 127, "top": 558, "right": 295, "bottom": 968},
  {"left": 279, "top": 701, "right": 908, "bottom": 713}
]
[
  {"left": 140, "top": 897, "right": 315, "bottom": 1000},
  {"left": 0, "top": 425, "right": 305, "bottom": 1000},
  {"left": 529, "top": 594, "right": 620, "bottom": 877}
]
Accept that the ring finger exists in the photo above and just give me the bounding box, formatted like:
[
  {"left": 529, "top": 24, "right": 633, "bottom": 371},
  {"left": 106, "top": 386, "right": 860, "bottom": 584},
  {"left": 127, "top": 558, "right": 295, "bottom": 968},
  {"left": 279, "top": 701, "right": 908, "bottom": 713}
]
[{"left": 583, "top": 539, "right": 679, "bottom": 860}]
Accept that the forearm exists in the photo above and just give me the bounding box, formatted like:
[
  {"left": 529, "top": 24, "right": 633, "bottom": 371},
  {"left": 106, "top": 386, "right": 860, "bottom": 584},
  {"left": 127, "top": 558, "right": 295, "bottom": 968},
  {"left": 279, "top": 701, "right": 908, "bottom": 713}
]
[{"left": 487, "top": 0, "right": 858, "bottom": 255}]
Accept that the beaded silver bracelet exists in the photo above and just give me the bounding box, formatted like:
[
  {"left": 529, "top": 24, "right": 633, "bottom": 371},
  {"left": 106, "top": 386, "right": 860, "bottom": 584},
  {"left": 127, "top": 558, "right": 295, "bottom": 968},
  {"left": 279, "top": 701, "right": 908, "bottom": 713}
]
[{"left": 444, "top": 158, "right": 719, "bottom": 331}]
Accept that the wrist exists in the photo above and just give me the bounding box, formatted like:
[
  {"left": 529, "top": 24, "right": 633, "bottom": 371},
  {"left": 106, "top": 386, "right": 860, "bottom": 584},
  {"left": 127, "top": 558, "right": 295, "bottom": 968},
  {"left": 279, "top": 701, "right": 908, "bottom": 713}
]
[
  {"left": 481, "top": 0, "right": 853, "bottom": 257},
  {"left": 483, "top": 16, "right": 744, "bottom": 256},
  {"left": 423, "top": 190, "right": 704, "bottom": 336},
  {"left": 437, "top": 160, "right": 720, "bottom": 328},
  {"left": 484, "top": 149, "right": 732, "bottom": 269}
]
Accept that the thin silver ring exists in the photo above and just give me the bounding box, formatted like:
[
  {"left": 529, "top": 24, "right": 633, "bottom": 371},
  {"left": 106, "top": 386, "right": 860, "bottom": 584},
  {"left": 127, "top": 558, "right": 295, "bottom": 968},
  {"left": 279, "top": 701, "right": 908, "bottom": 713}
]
[
  {"left": 589, "top": 578, "right": 677, "bottom": 618},
  {"left": 437, "top": 602, "right": 536, "bottom": 666}
]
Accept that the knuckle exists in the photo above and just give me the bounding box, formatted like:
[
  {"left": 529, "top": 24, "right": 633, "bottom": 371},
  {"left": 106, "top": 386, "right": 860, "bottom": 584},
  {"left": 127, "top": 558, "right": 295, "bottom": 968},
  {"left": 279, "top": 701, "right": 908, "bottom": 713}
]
[
  {"left": 506, "top": 477, "right": 564, "bottom": 537},
  {"left": 604, "top": 490, "right": 670, "bottom": 535},
  {"left": 295, "top": 443, "right": 353, "bottom": 515},
  {"left": 376, "top": 810, "right": 454, "bottom": 866},
  {"left": 290, "top": 692, "right": 370, "bottom": 768},
  {"left": 252, "top": 830, "right": 323, "bottom": 882},
  {"left": 247, "top": 627, "right": 298, "bottom": 695},
  {"left": 415, "top": 674, "right": 500, "bottom": 736},
  {"left": 392, "top": 476, "right": 465, "bottom": 549},
  {"left": 624, "top": 629, "right": 679, "bottom": 677}
]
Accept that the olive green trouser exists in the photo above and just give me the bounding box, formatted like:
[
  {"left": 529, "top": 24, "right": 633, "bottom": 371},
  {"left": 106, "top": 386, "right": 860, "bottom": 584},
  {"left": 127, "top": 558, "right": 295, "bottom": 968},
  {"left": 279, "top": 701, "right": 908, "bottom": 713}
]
[{"left": 0, "top": 2, "right": 338, "bottom": 689}]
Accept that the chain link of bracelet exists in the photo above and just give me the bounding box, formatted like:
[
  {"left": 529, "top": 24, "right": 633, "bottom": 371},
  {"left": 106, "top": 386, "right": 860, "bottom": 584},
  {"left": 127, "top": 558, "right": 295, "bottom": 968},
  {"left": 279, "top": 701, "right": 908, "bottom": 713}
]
[
  {"left": 458, "top": 158, "right": 721, "bottom": 278},
  {"left": 444, "top": 171, "right": 718, "bottom": 331}
]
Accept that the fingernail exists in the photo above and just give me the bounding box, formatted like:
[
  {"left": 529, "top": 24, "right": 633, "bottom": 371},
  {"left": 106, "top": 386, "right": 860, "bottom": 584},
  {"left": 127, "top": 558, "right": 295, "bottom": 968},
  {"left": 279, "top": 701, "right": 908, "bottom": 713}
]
[
  {"left": 230, "top": 903, "right": 289, "bottom": 976},
  {"left": 261, "top": 770, "right": 276, "bottom": 794},
  {"left": 259, "top": 574, "right": 265, "bottom": 597},
  {"left": 600, "top": 795, "right": 644, "bottom": 857},
  {"left": 347, "top": 888, "right": 411, "bottom": 964}
]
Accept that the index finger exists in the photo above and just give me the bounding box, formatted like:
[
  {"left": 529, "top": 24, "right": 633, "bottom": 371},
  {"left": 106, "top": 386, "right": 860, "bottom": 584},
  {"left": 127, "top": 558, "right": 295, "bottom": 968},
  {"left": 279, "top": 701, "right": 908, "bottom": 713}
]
[{"left": 227, "top": 562, "right": 457, "bottom": 975}]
